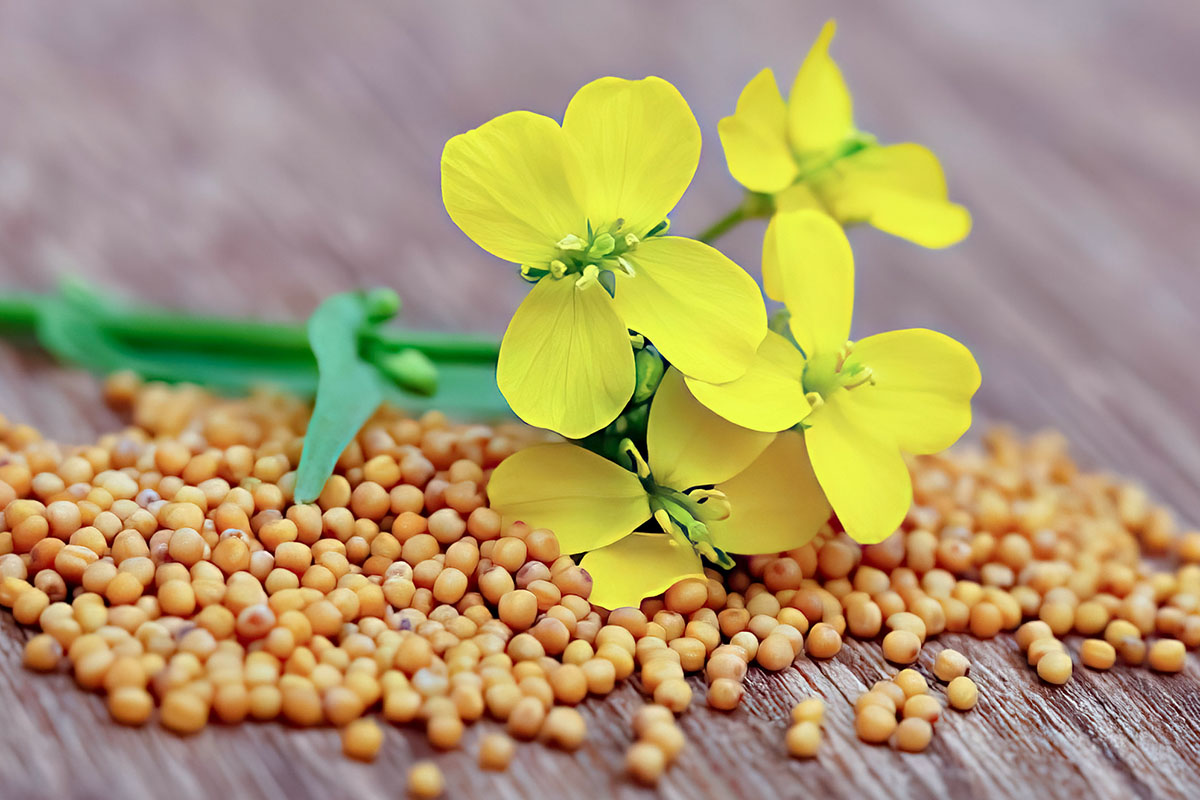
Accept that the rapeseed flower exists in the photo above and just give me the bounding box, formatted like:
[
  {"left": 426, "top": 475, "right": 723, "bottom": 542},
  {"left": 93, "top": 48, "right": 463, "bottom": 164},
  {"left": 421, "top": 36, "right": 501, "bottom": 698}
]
[
  {"left": 442, "top": 77, "right": 766, "bottom": 439},
  {"left": 717, "top": 20, "right": 971, "bottom": 249},
  {"left": 486, "top": 370, "right": 829, "bottom": 609},
  {"left": 688, "top": 209, "right": 980, "bottom": 543}
]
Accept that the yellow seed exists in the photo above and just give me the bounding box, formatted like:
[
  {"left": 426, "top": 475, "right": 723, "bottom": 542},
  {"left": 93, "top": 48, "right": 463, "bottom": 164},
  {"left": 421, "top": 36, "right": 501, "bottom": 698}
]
[
  {"left": 1080, "top": 639, "right": 1116, "bottom": 670},
  {"left": 755, "top": 633, "right": 794, "bottom": 671},
  {"left": 786, "top": 721, "right": 821, "bottom": 758},
  {"left": 1037, "top": 651, "right": 1073, "bottom": 684},
  {"left": 161, "top": 690, "right": 209, "bottom": 735},
  {"left": 479, "top": 733, "right": 516, "bottom": 771},
  {"left": 626, "top": 741, "right": 667, "bottom": 786},
  {"left": 882, "top": 630, "right": 921, "bottom": 664},
  {"left": 855, "top": 704, "right": 897, "bottom": 744},
  {"left": 947, "top": 676, "right": 978, "bottom": 711},
  {"left": 706, "top": 678, "right": 744, "bottom": 711},
  {"left": 902, "top": 694, "right": 942, "bottom": 724},
  {"left": 543, "top": 707, "right": 586, "bottom": 751},
  {"left": 895, "top": 717, "right": 933, "bottom": 752},
  {"left": 932, "top": 649, "right": 970, "bottom": 682},
  {"left": 108, "top": 687, "right": 154, "bottom": 726},
  {"left": 642, "top": 720, "right": 685, "bottom": 762},
  {"left": 653, "top": 677, "right": 692, "bottom": 713},
  {"left": 791, "top": 697, "right": 824, "bottom": 725},
  {"left": 1027, "top": 637, "right": 1066, "bottom": 667},
  {"left": 407, "top": 761, "right": 445, "bottom": 798},
  {"left": 22, "top": 634, "right": 62, "bottom": 672},
  {"left": 893, "top": 668, "right": 927, "bottom": 697},
  {"left": 1147, "top": 639, "right": 1186, "bottom": 673},
  {"left": 342, "top": 719, "right": 384, "bottom": 761}
]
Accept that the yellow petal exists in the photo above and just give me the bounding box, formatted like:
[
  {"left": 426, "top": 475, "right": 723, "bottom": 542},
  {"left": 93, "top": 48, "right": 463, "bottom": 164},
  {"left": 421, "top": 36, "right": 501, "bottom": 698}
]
[
  {"left": 787, "top": 20, "right": 854, "bottom": 155},
  {"left": 441, "top": 111, "right": 585, "bottom": 264},
  {"left": 685, "top": 331, "right": 809, "bottom": 433},
  {"left": 844, "top": 328, "right": 980, "bottom": 454},
  {"left": 487, "top": 443, "right": 651, "bottom": 554},
  {"left": 769, "top": 209, "right": 854, "bottom": 357},
  {"left": 646, "top": 369, "right": 775, "bottom": 490},
  {"left": 760, "top": 188, "right": 826, "bottom": 302},
  {"left": 497, "top": 277, "right": 635, "bottom": 439},
  {"left": 615, "top": 236, "right": 767, "bottom": 384},
  {"left": 562, "top": 76, "right": 700, "bottom": 236},
  {"left": 717, "top": 68, "right": 798, "bottom": 194},
  {"left": 820, "top": 143, "right": 971, "bottom": 248},
  {"left": 804, "top": 394, "right": 911, "bottom": 544},
  {"left": 708, "top": 431, "right": 830, "bottom": 555},
  {"left": 580, "top": 533, "right": 705, "bottom": 610}
]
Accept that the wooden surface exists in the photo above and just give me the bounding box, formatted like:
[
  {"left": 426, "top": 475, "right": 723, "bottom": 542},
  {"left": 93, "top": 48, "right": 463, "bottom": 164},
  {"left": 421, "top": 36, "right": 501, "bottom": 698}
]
[{"left": 2, "top": 1, "right": 1200, "bottom": 798}]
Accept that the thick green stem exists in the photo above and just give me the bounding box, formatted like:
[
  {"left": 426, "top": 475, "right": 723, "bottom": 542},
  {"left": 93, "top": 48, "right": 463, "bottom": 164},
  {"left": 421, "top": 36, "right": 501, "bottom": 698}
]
[
  {"left": 0, "top": 291, "right": 501, "bottom": 364},
  {"left": 696, "top": 192, "right": 775, "bottom": 244}
]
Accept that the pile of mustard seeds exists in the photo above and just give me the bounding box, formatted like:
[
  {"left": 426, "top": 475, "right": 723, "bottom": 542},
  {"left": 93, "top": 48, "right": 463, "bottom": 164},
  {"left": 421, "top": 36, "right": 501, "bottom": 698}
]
[{"left": 0, "top": 375, "right": 1196, "bottom": 793}]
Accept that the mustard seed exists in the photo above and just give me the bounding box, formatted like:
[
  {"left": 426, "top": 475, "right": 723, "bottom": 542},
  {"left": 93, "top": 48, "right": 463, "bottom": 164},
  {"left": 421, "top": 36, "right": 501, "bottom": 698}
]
[
  {"left": 1148, "top": 639, "right": 1186, "bottom": 673},
  {"left": 1080, "top": 639, "right": 1116, "bottom": 670},
  {"left": 791, "top": 698, "right": 824, "bottom": 725},
  {"left": 626, "top": 741, "right": 667, "bottom": 786},
  {"left": 479, "top": 732, "right": 516, "bottom": 770},
  {"left": 882, "top": 630, "right": 921, "bottom": 664},
  {"left": 947, "top": 676, "right": 978, "bottom": 711},
  {"left": 342, "top": 719, "right": 384, "bottom": 761},
  {"left": 786, "top": 721, "right": 821, "bottom": 758},
  {"left": 932, "top": 649, "right": 970, "bottom": 682},
  {"left": 407, "top": 762, "right": 445, "bottom": 798},
  {"left": 895, "top": 717, "right": 933, "bottom": 752},
  {"left": 855, "top": 704, "right": 898, "bottom": 744}
]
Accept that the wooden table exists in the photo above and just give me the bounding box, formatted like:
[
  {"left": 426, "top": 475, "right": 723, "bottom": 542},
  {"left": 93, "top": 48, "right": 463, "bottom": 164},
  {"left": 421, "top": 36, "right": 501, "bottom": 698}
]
[{"left": 2, "top": 2, "right": 1199, "bottom": 798}]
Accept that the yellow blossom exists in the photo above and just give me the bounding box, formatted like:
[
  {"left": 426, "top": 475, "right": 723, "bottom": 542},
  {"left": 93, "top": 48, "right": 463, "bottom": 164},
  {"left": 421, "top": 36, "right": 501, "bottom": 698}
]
[
  {"left": 688, "top": 209, "right": 980, "bottom": 543},
  {"left": 717, "top": 19, "right": 971, "bottom": 250},
  {"left": 442, "top": 77, "right": 767, "bottom": 439},
  {"left": 486, "top": 369, "right": 829, "bottom": 609}
]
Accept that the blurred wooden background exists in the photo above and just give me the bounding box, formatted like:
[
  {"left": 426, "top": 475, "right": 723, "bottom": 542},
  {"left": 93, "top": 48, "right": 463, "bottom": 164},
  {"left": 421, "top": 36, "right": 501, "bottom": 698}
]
[{"left": 1, "top": 1, "right": 1199, "bottom": 798}]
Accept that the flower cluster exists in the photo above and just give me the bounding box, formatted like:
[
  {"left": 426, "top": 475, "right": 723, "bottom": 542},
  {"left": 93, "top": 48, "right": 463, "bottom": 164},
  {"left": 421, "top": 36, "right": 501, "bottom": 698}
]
[{"left": 441, "top": 20, "right": 980, "bottom": 608}]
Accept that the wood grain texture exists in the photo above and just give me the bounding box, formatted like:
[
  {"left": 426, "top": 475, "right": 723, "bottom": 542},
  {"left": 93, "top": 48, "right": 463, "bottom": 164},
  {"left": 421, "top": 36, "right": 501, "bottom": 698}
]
[{"left": 2, "top": 1, "right": 1200, "bottom": 798}]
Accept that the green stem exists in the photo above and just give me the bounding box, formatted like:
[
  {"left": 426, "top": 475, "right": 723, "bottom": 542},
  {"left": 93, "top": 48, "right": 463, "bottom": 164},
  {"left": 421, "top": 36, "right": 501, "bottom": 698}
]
[
  {"left": 695, "top": 192, "right": 775, "bottom": 244},
  {"left": 0, "top": 291, "right": 501, "bottom": 364}
]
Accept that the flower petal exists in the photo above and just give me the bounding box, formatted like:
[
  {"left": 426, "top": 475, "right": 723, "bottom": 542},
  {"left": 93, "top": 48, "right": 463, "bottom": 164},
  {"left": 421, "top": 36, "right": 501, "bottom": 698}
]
[
  {"left": 708, "top": 431, "right": 830, "bottom": 555},
  {"left": 787, "top": 20, "right": 854, "bottom": 155},
  {"left": 580, "top": 533, "right": 705, "bottom": 610},
  {"left": 497, "top": 277, "right": 635, "bottom": 439},
  {"left": 562, "top": 77, "right": 700, "bottom": 236},
  {"left": 646, "top": 369, "right": 775, "bottom": 490},
  {"left": 844, "top": 328, "right": 980, "bottom": 454},
  {"left": 768, "top": 209, "right": 854, "bottom": 357},
  {"left": 441, "top": 111, "right": 585, "bottom": 264},
  {"left": 685, "top": 331, "right": 810, "bottom": 433},
  {"left": 760, "top": 188, "right": 826, "bottom": 302},
  {"left": 487, "top": 443, "right": 651, "bottom": 554},
  {"left": 615, "top": 236, "right": 767, "bottom": 384},
  {"left": 820, "top": 143, "right": 971, "bottom": 248},
  {"left": 717, "top": 68, "right": 798, "bottom": 194},
  {"left": 805, "top": 393, "right": 911, "bottom": 544}
]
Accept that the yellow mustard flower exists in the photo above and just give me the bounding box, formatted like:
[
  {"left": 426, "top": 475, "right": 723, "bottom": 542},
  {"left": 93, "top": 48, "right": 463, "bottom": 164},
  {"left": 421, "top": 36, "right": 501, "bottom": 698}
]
[
  {"left": 717, "top": 19, "right": 971, "bottom": 249},
  {"left": 442, "top": 77, "right": 767, "bottom": 439},
  {"left": 486, "top": 369, "right": 829, "bottom": 609},
  {"left": 687, "top": 209, "right": 980, "bottom": 543}
]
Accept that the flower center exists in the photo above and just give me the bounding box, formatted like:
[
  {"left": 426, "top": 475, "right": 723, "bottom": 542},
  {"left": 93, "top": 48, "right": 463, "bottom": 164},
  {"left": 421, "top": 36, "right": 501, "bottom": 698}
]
[
  {"left": 792, "top": 131, "right": 877, "bottom": 182},
  {"left": 615, "top": 438, "right": 735, "bottom": 569},
  {"left": 801, "top": 340, "right": 875, "bottom": 405},
  {"left": 518, "top": 218, "right": 669, "bottom": 297}
]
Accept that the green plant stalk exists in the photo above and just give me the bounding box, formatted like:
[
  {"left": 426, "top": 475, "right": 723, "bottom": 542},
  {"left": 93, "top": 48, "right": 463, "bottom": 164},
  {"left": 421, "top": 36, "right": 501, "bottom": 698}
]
[
  {"left": 695, "top": 192, "right": 775, "bottom": 244},
  {"left": 0, "top": 292, "right": 500, "bottom": 364}
]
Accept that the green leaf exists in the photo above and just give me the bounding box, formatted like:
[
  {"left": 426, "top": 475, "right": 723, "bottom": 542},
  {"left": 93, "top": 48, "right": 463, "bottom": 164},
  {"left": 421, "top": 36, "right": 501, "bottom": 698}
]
[
  {"left": 34, "top": 287, "right": 319, "bottom": 393},
  {"left": 294, "top": 291, "right": 395, "bottom": 503}
]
